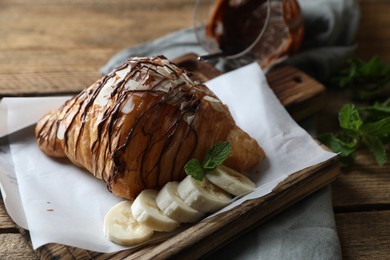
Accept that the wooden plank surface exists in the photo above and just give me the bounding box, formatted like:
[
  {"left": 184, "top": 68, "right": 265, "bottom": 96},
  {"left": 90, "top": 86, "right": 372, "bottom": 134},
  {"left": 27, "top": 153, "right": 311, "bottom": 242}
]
[
  {"left": 0, "top": 234, "right": 39, "bottom": 260},
  {"left": 333, "top": 148, "right": 390, "bottom": 211},
  {"left": 320, "top": 1, "right": 390, "bottom": 257},
  {"left": 335, "top": 211, "right": 390, "bottom": 260},
  {"left": 0, "top": 0, "right": 390, "bottom": 259},
  {"left": 0, "top": 201, "right": 17, "bottom": 230},
  {"left": 355, "top": 0, "right": 390, "bottom": 62},
  {"left": 0, "top": 0, "right": 195, "bottom": 95}
]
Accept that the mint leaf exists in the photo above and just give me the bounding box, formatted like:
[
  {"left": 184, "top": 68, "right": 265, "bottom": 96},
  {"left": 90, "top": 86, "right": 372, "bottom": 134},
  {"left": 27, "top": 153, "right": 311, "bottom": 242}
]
[
  {"left": 203, "top": 141, "right": 232, "bottom": 170},
  {"left": 373, "top": 101, "right": 390, "bottom": 114},
  {"left": 317, "top": 133, "right": 357, "bottom": 157},
  {"left": 332, "top": 56, "right": 390, "bottom": 101},
  {"left": 361, "top": 56, "right": 382, "bottom": 76},
  {"left": 337, "top": 56, "right": 390, "bottom": 86},
  {"left": 184, "top": 141, "right": 232, "bottom": 180},
  {"left": 361, "top": 117, "right": 390, "bottom": 138},
  {"left": 338, "top": 104, "right": 363, "bottom": 133},
  {"left": 318, "top": 98, "right": 390, "bottom": 167},
  {"left": 362, "top": 103, "right": 390, "bottom": 118},
  {"left": 363, "top": 135, "right": 387, "bottom": 166},
  {"left": 184, "top": 159, "right": 205, "bottom": 181},
  {"left": 317, "top": 133, "right": 358, "bottom": 166},
  {"left": 322, "top": 56, "right": 390, "bottom": 167}
]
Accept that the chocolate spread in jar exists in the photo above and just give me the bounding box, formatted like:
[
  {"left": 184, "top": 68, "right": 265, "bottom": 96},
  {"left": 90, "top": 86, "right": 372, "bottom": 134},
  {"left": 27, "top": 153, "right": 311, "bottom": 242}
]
[
  {"left": 206, "top": 0, "right": 269, "bottom": 55},
  {"left": 205, "top": 0, "right": 304, "bottom": 67}
]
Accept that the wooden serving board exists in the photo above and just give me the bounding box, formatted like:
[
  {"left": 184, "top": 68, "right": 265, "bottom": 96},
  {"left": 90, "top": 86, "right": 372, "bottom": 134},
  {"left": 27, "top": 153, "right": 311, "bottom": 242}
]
[{"left": 22, "top": 54, "right": 339, "bottom": 259}]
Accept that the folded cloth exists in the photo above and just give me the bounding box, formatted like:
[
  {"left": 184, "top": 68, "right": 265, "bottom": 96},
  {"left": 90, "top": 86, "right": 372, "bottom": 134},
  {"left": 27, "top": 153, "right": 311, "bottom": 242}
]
[
  {"left": 206, "top": 186, "right": 341, "bottom": 260},
  {"left": 281, "top": 0, "right": 360, "bottom": 81},
  {"left": 100, "top": 0, "right": 360, "bottom": 259},
  {"left": 100, "top": 27, "right": 206, "bottom": 75}
]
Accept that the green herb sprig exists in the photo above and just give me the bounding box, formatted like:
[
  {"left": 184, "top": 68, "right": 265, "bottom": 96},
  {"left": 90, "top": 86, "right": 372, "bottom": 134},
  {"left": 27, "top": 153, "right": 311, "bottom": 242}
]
[
  {"left": 318, "top": 99, "right": 390, "bottom": 166},
  {"left": 184, "top": 141, "right": 231, "bottom": 181},
  {"left": 333, "top": 56, "right": 390, "bottom": 101}
]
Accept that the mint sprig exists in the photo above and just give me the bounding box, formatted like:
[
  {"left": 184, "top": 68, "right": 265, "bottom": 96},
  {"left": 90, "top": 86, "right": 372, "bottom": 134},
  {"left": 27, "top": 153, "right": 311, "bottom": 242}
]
[
  {"left": 184, "top": 141, "right": 231, "bottom": 180},
  {"left": 318, "top": 100, "right": 390, "bottom": 166},
  {"left": 333, "top": 56, "right": 390, "bottom": 101},
  {"left": 184, "top": 159, "right": 205, "bottom": 181}
]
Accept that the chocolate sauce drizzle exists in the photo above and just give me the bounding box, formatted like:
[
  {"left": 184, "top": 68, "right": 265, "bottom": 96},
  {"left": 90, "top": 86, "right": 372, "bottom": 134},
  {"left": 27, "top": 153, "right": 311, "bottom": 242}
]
[{"left": 37, "top": 56, "right": 206, "bottom": 193}]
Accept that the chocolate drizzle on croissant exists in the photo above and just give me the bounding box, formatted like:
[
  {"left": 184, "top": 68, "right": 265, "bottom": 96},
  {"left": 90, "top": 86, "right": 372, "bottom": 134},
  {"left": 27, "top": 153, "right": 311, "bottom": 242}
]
[{"left": 36, "top": 56, "right": 265, "bottom": 199}]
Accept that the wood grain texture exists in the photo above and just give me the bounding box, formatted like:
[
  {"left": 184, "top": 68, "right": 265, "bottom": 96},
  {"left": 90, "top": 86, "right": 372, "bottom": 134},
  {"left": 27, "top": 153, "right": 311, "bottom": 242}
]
[
  {"left": 0, "top": 0, "right": 194, "bottom": 95},
  {"left": 267, "top": 66, "right": 326, "bottom": 121},
  {"left": 326, "top": 2, "right": 390, "bottom": 259},
  {"left": 0, "top": 234, "right": 38, "bottom": 260},
  {"left": 0, "top": 200, "right": 17, "bottom": 230},
  {"left": 333, "top": 149, "right": 390, "bottom": 210},
  {"left": 355, "top": 0, "right": 390, "bottom": 62},
  {"left": 335, "top": 211, "right": 390, "bottom": 260}
]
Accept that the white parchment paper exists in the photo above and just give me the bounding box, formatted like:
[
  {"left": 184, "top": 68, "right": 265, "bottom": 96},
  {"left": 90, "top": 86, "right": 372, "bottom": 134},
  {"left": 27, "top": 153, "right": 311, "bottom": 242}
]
[{"left": 0, "top": 63, "right": 336, "bottom": 253}]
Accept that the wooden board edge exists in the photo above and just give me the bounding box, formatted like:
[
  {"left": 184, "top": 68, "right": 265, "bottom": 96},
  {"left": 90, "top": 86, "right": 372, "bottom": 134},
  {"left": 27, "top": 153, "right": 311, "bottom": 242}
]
[{"left": 131, "top": 157, "right": 340, "bottom": 259}]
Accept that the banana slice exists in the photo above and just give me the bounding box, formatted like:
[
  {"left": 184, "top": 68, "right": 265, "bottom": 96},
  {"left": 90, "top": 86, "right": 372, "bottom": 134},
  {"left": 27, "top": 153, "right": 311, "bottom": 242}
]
[
  {"left": 131, "top": 189, "right": 180, "bottom": 232},
  {"left": 103, "top": 200, "right": 154, "bottom": 246},
  {"left": 177, "top": 175, "right": 232, "bottom": 213},
  {"left": 206, "top": 165, "right": 256, "bottom": 196},
  {"left": 156, "top": 182, "right": 204, "bottom": 223}
]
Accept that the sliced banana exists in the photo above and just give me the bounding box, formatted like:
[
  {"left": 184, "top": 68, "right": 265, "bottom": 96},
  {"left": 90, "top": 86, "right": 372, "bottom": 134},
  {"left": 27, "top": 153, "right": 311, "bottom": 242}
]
[
  {"left": 156, "top": 182, "right": 204, "bottom": 223},
  {"left": 131, "top": 189, "right": 180, "bottom": 232},
  {"left": 206, "top": 165, "right": 256, "bottom": 196},
  {"left": 177, "top": 175, "right": 232, "bottom": 213},
  {"left": 103, "top": 200, "right": 154, "bottom": 246}
]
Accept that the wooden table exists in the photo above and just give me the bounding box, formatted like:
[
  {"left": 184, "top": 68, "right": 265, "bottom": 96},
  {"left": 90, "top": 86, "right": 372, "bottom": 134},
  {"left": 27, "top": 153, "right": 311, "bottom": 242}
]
[{"left": 0, "top": 0, "right": 389, "bottom": 259}]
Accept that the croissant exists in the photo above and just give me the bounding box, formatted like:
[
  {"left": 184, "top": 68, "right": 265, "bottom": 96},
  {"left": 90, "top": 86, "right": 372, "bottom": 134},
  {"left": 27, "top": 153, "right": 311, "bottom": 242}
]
[{"left": 35, "top": 56, "right": 265, "bottom": 199}]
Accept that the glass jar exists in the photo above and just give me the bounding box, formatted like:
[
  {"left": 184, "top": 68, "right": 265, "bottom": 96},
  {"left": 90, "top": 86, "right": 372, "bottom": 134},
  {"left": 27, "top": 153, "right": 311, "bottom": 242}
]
[{"left": 194, "top": 0, "right": 304, "bottom": 69}]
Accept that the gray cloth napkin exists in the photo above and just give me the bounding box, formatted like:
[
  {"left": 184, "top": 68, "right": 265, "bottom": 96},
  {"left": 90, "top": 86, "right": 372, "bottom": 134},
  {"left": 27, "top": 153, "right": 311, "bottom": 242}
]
[
  {"left": 206, "top": 186, "right": 341, "bottom": 260},
  {"left": 100, "top": 0, "right": 360, "bottom": 259},
  {"left": 281, "top": 0, "right": 360, "bottom": 81}
]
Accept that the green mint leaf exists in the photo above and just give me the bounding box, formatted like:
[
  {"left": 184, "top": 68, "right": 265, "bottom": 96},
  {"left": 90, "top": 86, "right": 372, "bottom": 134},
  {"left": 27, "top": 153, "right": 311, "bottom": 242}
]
[
  {"left": 317, "top": 95, "right": 390, "bottom": 167},
  {"left": 338, "top": 104, "right": 363, "bottom": 133},
  {"left": 363, "top": 135, "right": 387, "bottom": 166},
  {"left": 317, "top": 133, "right": 357, "bottom": 157},
  {"left": 332, "top": 56, "right": 390, "bottom": 101},
  {"left": 362, "top": 106, "right": 390, "bottom": 118},
  {"left": 203, "top": 141, "right": 231, "bottom": 170},
  {"left": 361, "top": 56, "right": 390, "bottom": 79},
  {"left": 184, "top": 141, "right": 232, "bottom": 180},
  {"left": 361, "top": 99, "right": 390, "bottom": 119},
  {"left": 317, "top": 133, "right": 358, "bottom": 166},
  {"left": 362, "top": 56, "right": 380, "bottom": 76},
  {"left": 361, "top": 117, "right": 390, "bottom": 138},
  {"left": 184, "top": 159, "right": 205, "bottom": 181}
]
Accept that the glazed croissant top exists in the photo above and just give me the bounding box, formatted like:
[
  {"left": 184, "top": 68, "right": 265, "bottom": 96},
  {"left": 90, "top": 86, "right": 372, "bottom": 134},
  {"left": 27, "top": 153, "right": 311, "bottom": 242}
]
[{"left": 35, "top": 56, "right": 265, "bottom": 199}]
